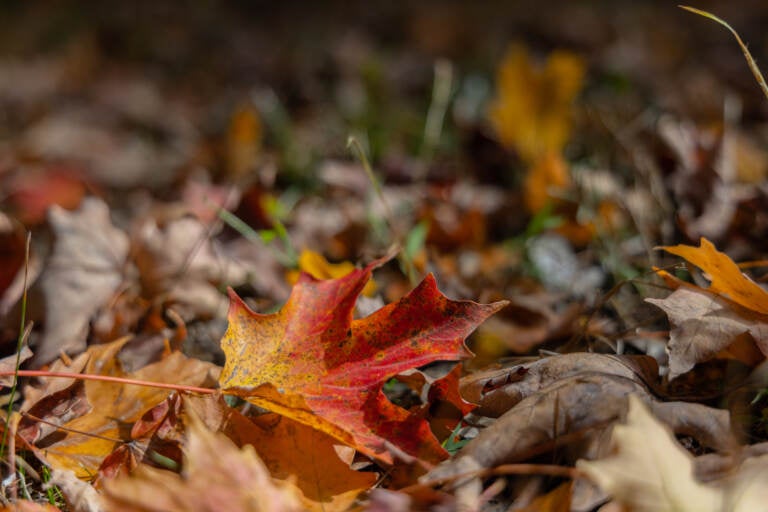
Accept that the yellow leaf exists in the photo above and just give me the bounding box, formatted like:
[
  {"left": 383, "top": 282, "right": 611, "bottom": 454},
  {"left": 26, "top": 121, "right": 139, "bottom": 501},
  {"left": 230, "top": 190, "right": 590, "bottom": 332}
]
[
  {"left": 523, "top": 152, "right": 570, "bottom": 212},
  {"left": 488, "top": 43, "right": 584, "bottom": 163},
  {"left": 661, "top": 238, "right": 768, "bottom": 314},
  {"left": 286, "top": 249, "right": 377, "bottom": 297}
]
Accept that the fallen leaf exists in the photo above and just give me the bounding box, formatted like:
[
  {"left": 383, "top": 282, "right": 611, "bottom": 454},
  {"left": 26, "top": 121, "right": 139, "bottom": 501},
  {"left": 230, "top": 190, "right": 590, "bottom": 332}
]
[
  {"left": 0, "top": 346, "right": 33, "bottom": 386},
  {"left": 646, "top": 285, "right": 768, "bottom": 378},
  {"left": 19, "top": 338, "right": 219, "bottom": 478},
  {"left": 219, "top": 257, "right": 506, "bottom": 464},
  {"left": 133, "top": 216, "right": 252, "bottom": 316},
  {"left": 226, "top": 103, "right": 262, "bottom": 181},
  {"left": 460, "top": 353, "right": 659, "bottom": 418},
  {"left": 424, "top": 356, "right": 732, "bottom": 497},
  {"left": 661, "top": 237, "right": 768, "bottom": 314},
  {"left": 5, "top": 166, "right": 87, "bottom": 226},
  {"left": 488, "top": 43, "right": 585, "bottom": 164},
  {"left": 286, "top": 249, "right": 377, "bottom": 297},
  {"left": 182, "top": 394, "right": 377, "bottom": 512},
  {"left": 523, "top": 152, "right": 570, "bottom": 213},
  {"left": 101, "top": 409, "right": 303, "bottom": 512},
  {"left": 577, "top": 394, "right": 722, "bottom": 512},
  {"left": 33, "top": 197, "right": 129, "bottom": 365},
  {"left": 0, "top": 502, "right": 61, "bottom": 512},
  {"left": 48, "top": 469, "right": 103, "bottom": 512}
]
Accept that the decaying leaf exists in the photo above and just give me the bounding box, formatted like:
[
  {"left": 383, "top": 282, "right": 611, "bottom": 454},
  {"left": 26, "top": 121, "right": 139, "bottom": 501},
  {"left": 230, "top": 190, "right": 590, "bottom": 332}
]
[
  {"left": 646, "top": 285, "right": 768, "bottom": 379},
  {"left": 219, "top": 257, "right": 506, "bottom": 464},
  {"left": 34, "top": 197, "right": 129, "bottom": 365},
  {"left": 101, "top": 409, "right": 304, "bottom": 512}
]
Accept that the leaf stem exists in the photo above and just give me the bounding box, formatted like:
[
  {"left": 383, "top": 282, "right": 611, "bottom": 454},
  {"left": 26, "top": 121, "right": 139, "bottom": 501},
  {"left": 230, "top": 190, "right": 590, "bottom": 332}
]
[{"left": 0, "top": 371, "right": 216, "bottom": 395}]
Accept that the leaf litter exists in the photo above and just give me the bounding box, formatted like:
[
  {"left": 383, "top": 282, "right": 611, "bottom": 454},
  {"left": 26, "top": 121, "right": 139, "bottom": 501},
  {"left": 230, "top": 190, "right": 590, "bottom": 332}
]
[{"left": 3, "top": 3, "right": 768, "bottom": 511}]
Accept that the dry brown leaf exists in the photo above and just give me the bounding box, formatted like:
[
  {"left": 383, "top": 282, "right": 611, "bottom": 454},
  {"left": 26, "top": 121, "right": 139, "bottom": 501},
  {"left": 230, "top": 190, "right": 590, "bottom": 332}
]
[
  {"left": 33, "top": 198, "right": 129, "bottom": 365},
  {"left": 646, "top": 285, "right": 768, "bottom": 379},
  {"left": 425, "top": 357, "right": 732, "bottom": 501},
  {"left": 133, "top": 216, "right": 251, "bottom": 316},
  {"left": 101, "top": 409, "right": 303, "bottom": 512},
  {"left": 0, "top": 501, "right": 62, "bottom": 512},
  {"left": 460, "top": 353, "right": 659, "bottom": 418}
]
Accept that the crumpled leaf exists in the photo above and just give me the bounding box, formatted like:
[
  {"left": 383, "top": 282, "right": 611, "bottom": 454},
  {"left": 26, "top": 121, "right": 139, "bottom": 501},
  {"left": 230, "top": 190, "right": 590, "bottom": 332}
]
[
  {"left": 460, "top": 353, "right": 660, "bottom": 418},
  {"left": 101, "top": 409, "right": 303, "bottom": 512},
  {"left": 661, "top": 237, "right": 768, "bottom": 315},
  {"left": 423, "top": 354, "right": 732, "bottom": 497},
  {"left": 19, "top": 338, "right": 219, "bottom": 478},
  {"left": 646, "top": 285, "right": 768, "bottom": 379},
  {"left": 577, "top": 395, "right": 722, "bottom": 512},
  {"left": 33, "top": 197, "right": 129, "bottom": 365},
  {"left": 219, "top": 257, "right": 506, "bottom": 464}
]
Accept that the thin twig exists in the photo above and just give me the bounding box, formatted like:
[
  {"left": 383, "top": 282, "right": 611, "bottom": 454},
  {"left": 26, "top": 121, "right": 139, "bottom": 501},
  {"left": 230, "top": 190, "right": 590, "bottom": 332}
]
[{"left": 0, "top": 371, "right": 216, "bottom": 395}]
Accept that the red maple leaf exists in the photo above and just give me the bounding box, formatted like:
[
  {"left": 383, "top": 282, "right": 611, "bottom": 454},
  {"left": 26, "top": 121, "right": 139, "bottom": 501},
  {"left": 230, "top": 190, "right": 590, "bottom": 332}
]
[{"left": 219, "top": 258, "right": 506, "bottom": 464}]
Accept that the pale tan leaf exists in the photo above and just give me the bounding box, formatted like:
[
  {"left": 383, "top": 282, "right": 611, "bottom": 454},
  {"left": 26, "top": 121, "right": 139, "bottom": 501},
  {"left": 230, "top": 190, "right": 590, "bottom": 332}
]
[{"left": 577, "top": 395, "right": 722, "bottom": 512}]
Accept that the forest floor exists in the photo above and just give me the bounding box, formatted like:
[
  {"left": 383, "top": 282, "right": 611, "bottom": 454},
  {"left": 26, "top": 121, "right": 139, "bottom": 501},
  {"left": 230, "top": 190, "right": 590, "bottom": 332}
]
[{"left": 2, "top": 1, "right": 768, "bottom": 510}]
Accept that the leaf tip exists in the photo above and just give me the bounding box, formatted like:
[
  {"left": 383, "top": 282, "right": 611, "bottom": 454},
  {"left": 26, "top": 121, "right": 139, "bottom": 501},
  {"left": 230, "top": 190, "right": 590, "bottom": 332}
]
[{"left": 225, "top": 287, "right": 255, "bottom": 318}]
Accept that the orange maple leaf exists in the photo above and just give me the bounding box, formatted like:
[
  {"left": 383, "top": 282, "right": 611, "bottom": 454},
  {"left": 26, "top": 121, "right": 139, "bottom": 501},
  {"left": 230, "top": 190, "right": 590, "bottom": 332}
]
[
  {"left": 660, "top": 237, "right": 768, "bottom": 314},
  {"left": 219, "top": 258, "right": 506, "bottom": 464}
]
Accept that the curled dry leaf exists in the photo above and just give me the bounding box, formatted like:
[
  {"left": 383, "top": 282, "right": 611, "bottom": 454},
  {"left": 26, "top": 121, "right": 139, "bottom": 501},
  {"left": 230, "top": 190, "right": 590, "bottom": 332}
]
[
  {"left": 101, "top": 409, "right": 304, "bottom": 512},
  {"left": 460, "top": 353, "right": 660, "bottom": 418},
  {"left": 646, "top": 285, "right": 768, "bottom": 379},
  {"left": 34, "top": 197, "right": 129, "bottom": 365},
  {"left": 423, "top": 354, "right": 733, "bottom": 499},
  {"left": 219, "top": 256, "right": 506, "bottom": 464}
]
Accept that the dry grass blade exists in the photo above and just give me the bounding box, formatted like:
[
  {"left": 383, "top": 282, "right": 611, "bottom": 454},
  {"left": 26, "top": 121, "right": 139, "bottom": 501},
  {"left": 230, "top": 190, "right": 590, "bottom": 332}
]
[{"left": 680, "top": 5, "right": 768, "bottom": 101}]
